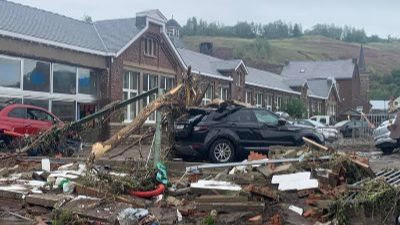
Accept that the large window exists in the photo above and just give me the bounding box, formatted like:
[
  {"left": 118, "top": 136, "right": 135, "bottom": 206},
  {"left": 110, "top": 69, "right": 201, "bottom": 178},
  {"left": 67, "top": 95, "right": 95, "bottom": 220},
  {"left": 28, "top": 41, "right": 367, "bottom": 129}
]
[
  {"left": 144, "top": 38, "right": 156, "bottom": 57},
  {"left": 266, "top": 95, "right": 273, "bottom": 110},
  {"left": 0, "top": 57, "right": 21, "bottom": 88},
  {"left": 220, "top": 87, "right": 229, "bottom": 101},
  {"left": 160, "top": 76, "right": 174, "bottom": 91},
  {"left": 23, "top": 99, "right": 49, "bottom": 111},
  {"left": 23, "top": 59, "right": 50, "bottom": 92},
  {"left": 123, "top": 71, "right": 139, "bottom": 122},
  {"left": 143, "top": 74, "right": 158, "bottom": 122},
  {"left": 78, "top": 68, "right": 96, "bottom": 95},
  {"left": 246, "top": 91, "right": 252, "bottom": 105},
  {"left": 275, "top": 96, "right": 282, "bottom": 110},
  {"left": 52, "top": 101, "right": 76, "bottom": 121},
  {"left": 256, "top": 93, "right": 263, "bottom": 108},
  {"left": 53, "top": 64, "right": 76, "bottom": 94},
  {"left": 202, "top": 85, "right": 214, "bottom": 105}
]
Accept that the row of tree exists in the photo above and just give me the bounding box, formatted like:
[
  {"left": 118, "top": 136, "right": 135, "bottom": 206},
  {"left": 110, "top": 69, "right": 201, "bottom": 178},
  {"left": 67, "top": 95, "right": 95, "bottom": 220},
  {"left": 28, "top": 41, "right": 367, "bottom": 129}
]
[
  {"left": 181, "top": 17, "right": 388, "bottom": 43},
  {"left": 370, "top": 70, "right": 400, "bottom": 100}
]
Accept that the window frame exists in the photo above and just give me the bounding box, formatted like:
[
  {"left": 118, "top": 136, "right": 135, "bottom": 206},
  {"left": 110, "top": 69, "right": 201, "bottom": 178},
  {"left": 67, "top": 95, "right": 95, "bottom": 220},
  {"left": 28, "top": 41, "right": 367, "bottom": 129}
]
[
  {"left": 245, "top": 91, "right": 252, "bottom": 105},
  {"left": 144, "top": 38, "right": 156, "bottom": 57},
  {"left": 220, "top": 87, "right": 229, "bottom": 101},
  {"left": 0, "top": 55, "right": 22, "bottom": 89},
  {"left": 256, "top": 93, "right": 263, "bottom": 108},
  {"left": 143, "top": 73, "right": 158, "bottom": 123},
  {"left": 123, "top": 71, "right": 139, "bottom": 122},
  {"left": 202, "top": 85, "right": 214, "bottom": 105}
]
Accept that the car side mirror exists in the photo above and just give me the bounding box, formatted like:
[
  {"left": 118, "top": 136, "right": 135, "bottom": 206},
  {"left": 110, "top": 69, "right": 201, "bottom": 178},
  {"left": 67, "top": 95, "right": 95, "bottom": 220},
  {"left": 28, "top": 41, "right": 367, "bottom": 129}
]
[{"left": 278, "top": 118, "right": 287, "bottom": 126}]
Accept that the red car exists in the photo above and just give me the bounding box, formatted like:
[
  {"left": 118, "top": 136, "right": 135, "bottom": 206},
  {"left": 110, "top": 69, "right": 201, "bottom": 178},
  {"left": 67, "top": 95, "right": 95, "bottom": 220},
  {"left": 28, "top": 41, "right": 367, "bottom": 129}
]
[{"left": 0, "top": 104, "right": 63, "bottom": 142}]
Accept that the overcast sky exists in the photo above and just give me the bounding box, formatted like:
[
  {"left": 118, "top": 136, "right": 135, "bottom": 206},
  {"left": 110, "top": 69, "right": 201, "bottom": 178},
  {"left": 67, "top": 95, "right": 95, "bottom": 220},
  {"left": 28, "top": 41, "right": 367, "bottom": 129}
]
[{"left": 10, "top": 0, "right": 400, "bottom": 38}]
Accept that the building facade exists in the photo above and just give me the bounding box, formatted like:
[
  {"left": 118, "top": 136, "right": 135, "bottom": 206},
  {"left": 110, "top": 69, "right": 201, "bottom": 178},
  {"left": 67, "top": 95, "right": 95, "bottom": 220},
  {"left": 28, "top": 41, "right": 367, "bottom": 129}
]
[{"left": 0, "top": 1, "right": 353, "bottom": 125}]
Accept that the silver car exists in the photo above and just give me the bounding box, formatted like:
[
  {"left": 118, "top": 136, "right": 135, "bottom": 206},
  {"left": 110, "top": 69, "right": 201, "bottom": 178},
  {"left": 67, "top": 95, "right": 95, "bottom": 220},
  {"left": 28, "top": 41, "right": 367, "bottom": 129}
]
[
  {"left": 373, "top": 118, "right": 399, "bottom": 154},
  {"left": 293, "top": 119, "right": 339, "bottom": 142}
]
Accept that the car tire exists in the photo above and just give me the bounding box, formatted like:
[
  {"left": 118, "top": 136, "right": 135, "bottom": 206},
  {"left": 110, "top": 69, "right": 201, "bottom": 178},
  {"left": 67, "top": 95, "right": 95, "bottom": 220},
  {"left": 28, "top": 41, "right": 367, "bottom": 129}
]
[
  {"left": 209, "top": 139, "right": 235, "bottom": 163},
  {"left": 381, "top": 147, "right": 394, "bottom": 155}
]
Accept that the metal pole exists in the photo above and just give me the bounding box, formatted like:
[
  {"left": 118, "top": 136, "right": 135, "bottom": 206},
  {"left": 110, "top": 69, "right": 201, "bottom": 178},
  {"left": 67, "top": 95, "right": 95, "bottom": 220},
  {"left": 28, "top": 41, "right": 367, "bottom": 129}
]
[
  {"left": 186, "top": 156, "right": 332, "bottom": 173},
  {"left": 153, "top": 88, "right": 164, "bottom": 168}
]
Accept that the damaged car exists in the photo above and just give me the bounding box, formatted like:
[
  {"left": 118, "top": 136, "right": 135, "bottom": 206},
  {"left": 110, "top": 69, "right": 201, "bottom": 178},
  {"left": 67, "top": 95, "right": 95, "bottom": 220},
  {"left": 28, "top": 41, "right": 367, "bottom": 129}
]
[
  {"left": 293, "top": 119, "right": 338, "bottom": 142},
  {"left": 373, "top": 117, "right": 399, "bottom": 154},
  {"left": 174, "top": 106, "right": 324, "bottom": 163}
]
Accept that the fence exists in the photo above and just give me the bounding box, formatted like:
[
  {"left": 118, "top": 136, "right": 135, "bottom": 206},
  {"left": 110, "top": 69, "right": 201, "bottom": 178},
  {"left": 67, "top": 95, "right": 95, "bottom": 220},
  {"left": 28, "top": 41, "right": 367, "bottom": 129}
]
[{"left": 366, "top": 113, "right": 392, "bottom": 128}]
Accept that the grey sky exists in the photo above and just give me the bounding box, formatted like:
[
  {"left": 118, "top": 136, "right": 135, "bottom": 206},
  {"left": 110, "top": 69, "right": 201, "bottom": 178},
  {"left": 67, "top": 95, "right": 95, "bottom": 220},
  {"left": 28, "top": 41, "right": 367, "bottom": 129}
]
[{"left": 10, "top": 0, "right": 400, "bottom": 37}]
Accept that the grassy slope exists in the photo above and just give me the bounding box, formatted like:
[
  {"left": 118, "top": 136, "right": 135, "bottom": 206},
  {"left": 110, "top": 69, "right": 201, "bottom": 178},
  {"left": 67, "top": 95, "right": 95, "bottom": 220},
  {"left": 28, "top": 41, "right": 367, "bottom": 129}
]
[{"left": 182, "top": 35, "right": 400, "bottom": 75}]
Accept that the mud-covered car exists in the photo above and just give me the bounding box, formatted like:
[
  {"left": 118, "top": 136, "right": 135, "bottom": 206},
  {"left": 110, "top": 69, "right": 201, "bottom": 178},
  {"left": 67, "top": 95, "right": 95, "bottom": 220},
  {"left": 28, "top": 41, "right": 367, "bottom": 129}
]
[{"left": 174, "top": 106, "right": 324, "bottom": 163}]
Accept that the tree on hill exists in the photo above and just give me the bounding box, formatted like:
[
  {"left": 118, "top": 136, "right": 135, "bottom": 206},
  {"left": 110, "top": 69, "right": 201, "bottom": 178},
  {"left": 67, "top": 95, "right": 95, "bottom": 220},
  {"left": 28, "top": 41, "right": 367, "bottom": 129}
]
[{"left": 292, "top": 23, "right": 303, "bottom": 37}]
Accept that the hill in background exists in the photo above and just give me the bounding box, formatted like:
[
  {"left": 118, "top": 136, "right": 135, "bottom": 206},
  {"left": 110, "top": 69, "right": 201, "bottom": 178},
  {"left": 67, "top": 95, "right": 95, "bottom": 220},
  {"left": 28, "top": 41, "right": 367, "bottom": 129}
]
[{"left": 182, "top": 35, "right": 400, "bottom": 76}]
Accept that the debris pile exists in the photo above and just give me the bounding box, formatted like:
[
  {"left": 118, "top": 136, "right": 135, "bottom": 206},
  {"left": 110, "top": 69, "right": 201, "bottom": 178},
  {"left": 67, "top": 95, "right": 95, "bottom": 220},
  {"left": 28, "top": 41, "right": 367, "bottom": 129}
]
[{"left": 0, "top": 69, "right": 398, "bottom": 224}]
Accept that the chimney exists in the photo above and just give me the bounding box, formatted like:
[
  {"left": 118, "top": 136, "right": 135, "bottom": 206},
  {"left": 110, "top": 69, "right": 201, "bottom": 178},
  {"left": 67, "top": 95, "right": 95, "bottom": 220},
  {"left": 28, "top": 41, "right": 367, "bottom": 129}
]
[
  {"left": 136, "top": 16, "right": 147, "bottom": 28},
  {"left": 199, "top": 42, "right": 213, "bottom": 55}
]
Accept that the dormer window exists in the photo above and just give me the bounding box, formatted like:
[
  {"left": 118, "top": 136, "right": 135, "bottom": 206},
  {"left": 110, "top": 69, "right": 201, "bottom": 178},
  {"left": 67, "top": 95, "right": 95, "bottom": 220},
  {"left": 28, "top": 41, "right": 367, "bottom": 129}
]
[{"left": 144, "top": 38, "right": 156, "bottom": 57}]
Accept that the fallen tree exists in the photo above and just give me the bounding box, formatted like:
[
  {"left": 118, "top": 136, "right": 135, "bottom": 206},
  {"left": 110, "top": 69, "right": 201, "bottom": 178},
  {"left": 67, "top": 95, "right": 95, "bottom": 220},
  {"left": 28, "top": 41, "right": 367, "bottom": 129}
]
[{"left": 91, "top": 66, "right": 208, "bottom": 159}]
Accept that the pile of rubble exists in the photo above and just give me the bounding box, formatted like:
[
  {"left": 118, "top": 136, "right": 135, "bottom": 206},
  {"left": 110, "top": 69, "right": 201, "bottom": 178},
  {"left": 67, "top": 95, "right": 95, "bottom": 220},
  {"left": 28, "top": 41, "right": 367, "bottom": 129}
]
[{"left": 1, "top": 138, "right": 399, "bottom": 225}]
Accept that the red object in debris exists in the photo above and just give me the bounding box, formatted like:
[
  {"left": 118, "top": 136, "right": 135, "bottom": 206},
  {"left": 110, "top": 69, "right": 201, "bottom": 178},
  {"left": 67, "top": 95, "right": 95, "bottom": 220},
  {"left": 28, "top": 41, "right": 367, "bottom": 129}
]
[
  {"left": 248, "top": 151, "right": 268, "bottom": 161},
  {"left": 128, "top": 184, "right": 165, "bottom": 198}
]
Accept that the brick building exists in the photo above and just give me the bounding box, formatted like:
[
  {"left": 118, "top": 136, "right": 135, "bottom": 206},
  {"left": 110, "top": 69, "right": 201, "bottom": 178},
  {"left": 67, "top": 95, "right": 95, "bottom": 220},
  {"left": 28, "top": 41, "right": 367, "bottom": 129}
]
[{"left": 0, "top": 1, "right": 350, "bottom": 124}]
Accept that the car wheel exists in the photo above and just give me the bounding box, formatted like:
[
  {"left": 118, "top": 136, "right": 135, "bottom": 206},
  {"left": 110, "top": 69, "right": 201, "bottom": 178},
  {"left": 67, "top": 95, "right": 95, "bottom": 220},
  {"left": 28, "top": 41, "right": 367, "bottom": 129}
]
[
  {"left": 381, "top": 147, "right": 394, "bottom": 155},
  {"left": 209, "top": 139, "right": 235, "bottom": 163}
]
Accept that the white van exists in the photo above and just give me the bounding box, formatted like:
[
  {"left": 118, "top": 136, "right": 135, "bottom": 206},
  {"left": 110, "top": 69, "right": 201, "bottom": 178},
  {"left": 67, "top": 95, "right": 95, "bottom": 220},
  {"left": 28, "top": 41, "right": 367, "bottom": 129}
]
[{"left": 309, "top": 115, "right": 333, "bottom": 126}]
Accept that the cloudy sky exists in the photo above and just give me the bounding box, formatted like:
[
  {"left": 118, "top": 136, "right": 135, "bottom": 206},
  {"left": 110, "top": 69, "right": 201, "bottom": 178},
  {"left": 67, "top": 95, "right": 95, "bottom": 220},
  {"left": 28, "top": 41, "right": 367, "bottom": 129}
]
[{"left": 10, "top": 0, "right": 400, "bottom": 38}]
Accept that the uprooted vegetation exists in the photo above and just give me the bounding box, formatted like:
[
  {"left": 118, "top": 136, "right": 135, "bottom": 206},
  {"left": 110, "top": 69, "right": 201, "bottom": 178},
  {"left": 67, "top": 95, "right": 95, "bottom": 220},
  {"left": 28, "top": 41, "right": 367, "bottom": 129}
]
[{"left": 330, "top": 179, "right": 400, "bottom": 225}]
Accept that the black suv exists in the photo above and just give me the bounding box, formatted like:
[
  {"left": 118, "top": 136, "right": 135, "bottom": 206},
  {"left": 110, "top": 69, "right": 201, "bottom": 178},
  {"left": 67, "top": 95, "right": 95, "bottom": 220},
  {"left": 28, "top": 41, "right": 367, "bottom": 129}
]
[{"left": 174, "top": 106, "right": 324, "bottom": 163}]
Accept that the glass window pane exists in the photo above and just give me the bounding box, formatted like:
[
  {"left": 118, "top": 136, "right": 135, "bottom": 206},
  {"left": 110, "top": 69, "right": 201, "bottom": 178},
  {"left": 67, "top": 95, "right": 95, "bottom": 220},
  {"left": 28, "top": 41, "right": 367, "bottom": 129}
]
[
  {"left": 0, "top": 57, "right": 21, "bottom": 88},
  {"left": 130, "top": 72, "right": 139, "bottom": 90},
  {"left": 143, "top": 74, "right": 149, "bottom": 91},
  {"left": 8, "top": 107, "right": 26, "bottom": 119},
  {"left": 23, "top": 59, "right": 50, "bottom": 92},
  {"left": 160, "top": 77, "right": 166, "bottom": 89},
  {"left": 0, "top": 97, "right": 21, "bottom": 105},
  {"left": 254, "top": 110, "right": 278, "bottom": 126},
  {"left": 52, "top": 101, "right": 75, "bottom": 121},
  {"left": 130, "top": 92, "right": 137, "bottom": 119},
  {"left": 78, "top": 68, "right": 96, "bottom": 95},
  {"left": 123, "top": 92, "right": 129, "bottom": 121},
  {"left": 23, "top": 99, "right": 49, "bottom": 111},
  {"left": 123, "top": 71, "right": 129, "bottom": 89},
  {"left": 149, "top": 75, "right": 158, "bottom": 89},
  {"left": 53, "top": 64, "right": 76, "bottom": 94},
  {"left": 27, "top": 108, "right": 54, "bottom": 122}
]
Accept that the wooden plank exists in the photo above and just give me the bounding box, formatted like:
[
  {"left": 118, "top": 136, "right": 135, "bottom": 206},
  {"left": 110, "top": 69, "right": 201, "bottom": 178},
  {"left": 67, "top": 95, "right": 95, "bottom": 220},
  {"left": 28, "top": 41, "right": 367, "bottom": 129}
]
[
  {"left": 195, "top": 195, "right": 248, "bottom": 203},
  {"left": 302, "top": 137, "right": 329, "bottom": 151},
  {"left": 196, "top": 202, "right": 265, "bottom": 213},
  {"left": 25, "top": 194, "right": 70, "bottom": 208}
]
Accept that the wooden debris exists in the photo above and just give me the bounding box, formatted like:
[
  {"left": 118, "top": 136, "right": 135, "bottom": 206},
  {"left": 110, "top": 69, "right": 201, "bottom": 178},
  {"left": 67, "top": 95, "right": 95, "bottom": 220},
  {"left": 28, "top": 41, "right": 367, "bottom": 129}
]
[
  {"left": 244, "top": 184, "right": 279, "bottom": 200},
  {"left": 195, "top": 195, "right": 248, "bottom": 203},
  {"left": 196, "top": 201, "right": 265, "bottom": 213}
]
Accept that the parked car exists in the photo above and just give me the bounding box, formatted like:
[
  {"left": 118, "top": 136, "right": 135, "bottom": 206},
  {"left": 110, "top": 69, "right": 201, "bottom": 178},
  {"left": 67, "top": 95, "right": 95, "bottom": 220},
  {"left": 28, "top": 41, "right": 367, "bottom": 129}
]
[
  {"left": 339, "top": 120, "right": 370, "bottom": 138},
  {"left": 334, "top": 120, "right": 350, "bottom": 129},
  {"left": 0, "top": 104, "right": 63, "bottom": 145},
  {"left": 293, "top": 119, "right": 338, "bottom": 142},
  {"left": 309, "top": 115, "right": 334, "bottom": 126},
  {"left": 174, "top": 106, "right": 325, "bottom": 163},
  {"left": 373, "top": 118, "right": 399, "bottom": 154}
]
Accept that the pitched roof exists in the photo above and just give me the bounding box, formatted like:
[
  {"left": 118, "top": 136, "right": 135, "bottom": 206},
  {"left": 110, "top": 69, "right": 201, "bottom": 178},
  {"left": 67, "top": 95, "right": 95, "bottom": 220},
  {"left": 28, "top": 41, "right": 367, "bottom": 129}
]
[
  {"left": 94, "top": 18, "right": 142, "bottom": 53},
  {"left": 306, "top": 79, "right": 332, "bottom": 98},
  {"left": 246, "top": 67, "right": 299, "bottom": 95},
  {"left": 0, "top": 0, "right": 106, "bottom": 53},
  {"left": 281, "top": 59, "right": 356, "bottom": 80},
  {"left": 177, "top": 48, "right": 233, "bottom": 80}
]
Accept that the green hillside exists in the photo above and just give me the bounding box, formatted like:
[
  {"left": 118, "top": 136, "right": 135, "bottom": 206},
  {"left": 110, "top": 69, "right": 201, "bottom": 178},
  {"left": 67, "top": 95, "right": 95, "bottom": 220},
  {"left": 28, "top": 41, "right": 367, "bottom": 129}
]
[{"left": 182, "top": 35, "right": 400, "bottom": 76}]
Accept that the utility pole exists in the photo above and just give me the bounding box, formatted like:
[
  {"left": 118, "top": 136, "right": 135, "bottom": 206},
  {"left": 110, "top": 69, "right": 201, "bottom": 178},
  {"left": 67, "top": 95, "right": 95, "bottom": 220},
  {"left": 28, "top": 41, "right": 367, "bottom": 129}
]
[{"left": 153, "top": 88, "right": 164, "bottom": 167}]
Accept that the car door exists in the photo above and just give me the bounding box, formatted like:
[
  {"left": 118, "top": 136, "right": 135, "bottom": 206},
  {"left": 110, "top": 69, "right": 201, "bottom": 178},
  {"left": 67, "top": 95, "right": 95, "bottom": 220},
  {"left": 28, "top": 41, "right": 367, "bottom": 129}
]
[
  {"left": 223, "top": 109, "right": 260, "bottom": 149},
  {"left": 6, "top": 107, "right": 28, "bottom": 135},
  {"left": 253, "top": 109, "right": 293, "bottom": 145},
  {"left": 26, "top": 108, "right": 54, "bottom": 135}
]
